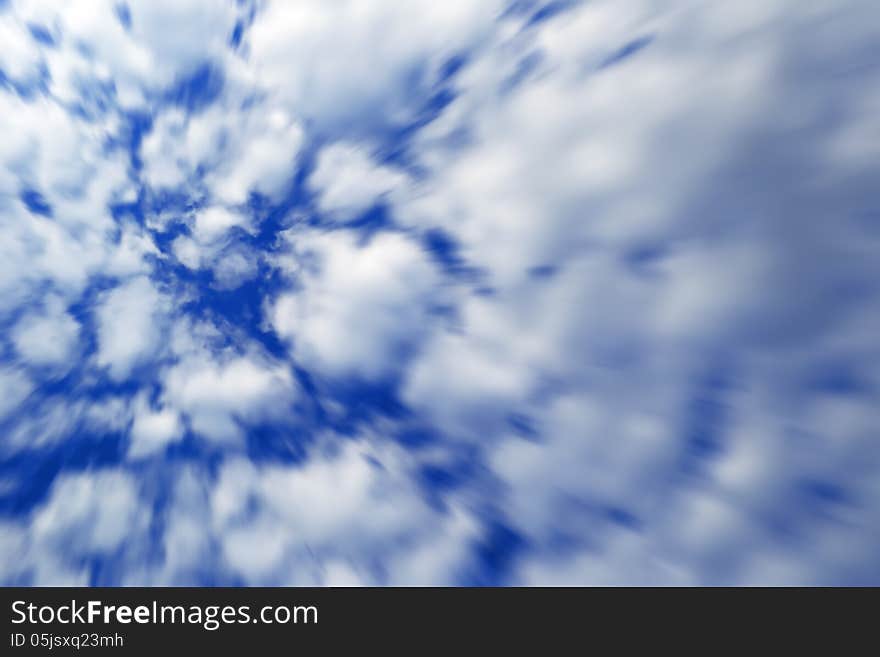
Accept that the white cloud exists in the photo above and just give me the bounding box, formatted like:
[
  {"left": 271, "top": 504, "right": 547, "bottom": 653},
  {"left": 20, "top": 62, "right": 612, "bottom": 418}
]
[
  {"left": 193, "top": 206, "right": 247, "bottom": 243},
  {"left": 31, "top": 469, "right": 147, "bottom": 555},
  {"left": 0, "top": 520, "right": 31, "bottom": 584},
  {"left": 246, "top": 0, "right": 502, "bottom": 131},
  {"left": 403, "top": 325, "right": 533, "bottom": 440},
  {"left": 394, "top": 4, "right": 777, "bottom": 287},
  {"left": 162, "top": 349, "right": 296, "bottom": 444},
  {"left": 128, "top": 394, "right": 185, "bottom": 459},
  {"left": 170, "top": 212, "right": 259, "bottom": 287},
  {"left": 95, "top": 276, "right": 167, "bottom": 380},
  {"left": 2, "top": 398, "right": 88, "bottom": 455},
  {"left": 171, "top": 234, "right": 203, "bottom": 270},
  {"left": 269, "top": 229, "right": 441, "bottom": 379},
  {"left": 4, "top": 465, "right": 150, "bottom": 584},
  {"left": 11, "top": 295, "right": 81, "bottom": 370},
  {"left": 124, "top": 0, "right": 238, "bottom": 82},
  {"left": 394, "top": 0, "right": 880, "bottom": 585},
  {"left": 13, "top": 0, "right": 240, "bottom": 102},
  {"left": 309, "top": 143, "right": 406, "bottom": 219},
  {"left": 0, "top": 13, "right": 43, "bottom": 84},
  {"left": 211, "top": 247, "right": 259, "bottom": 290},
  {"left": 210, "top": 437, "right": 474, "bottom": 584},
  {"left": 0, "top": 368, "right": 33, "bottom": 423},
  {"left": 140, "top": 109, "right": 196, "bottom": 190},
  {"left": 208, "top": 109, "right": 303, "bottom": 205},
  {"left": 0, "top": 0, "right": 878, "bottom": 587},
  {"left": 150, "top": 466, "right": 214, "bottom": 584},
  {"left": 84, "top": 397, "right": 132, "bottom": 434},
  {"left": 0, "top": 91, "right": 147, "bottom": 320},
  {"left": 142, "top": 104, "right": 303, "bottom": 205},
  {"left": 491, "top": 394, "right": 674, "bottom": 538}
]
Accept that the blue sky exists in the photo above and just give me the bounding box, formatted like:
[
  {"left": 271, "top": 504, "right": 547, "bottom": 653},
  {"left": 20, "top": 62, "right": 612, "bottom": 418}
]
[{"left": 0, "top": 0, "right": 878, "bottom": 585}]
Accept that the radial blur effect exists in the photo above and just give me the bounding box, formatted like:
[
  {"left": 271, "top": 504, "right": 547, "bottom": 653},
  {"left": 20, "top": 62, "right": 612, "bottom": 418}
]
[{"left": 0, "top": 0, "right": 878, "bottom": 585}]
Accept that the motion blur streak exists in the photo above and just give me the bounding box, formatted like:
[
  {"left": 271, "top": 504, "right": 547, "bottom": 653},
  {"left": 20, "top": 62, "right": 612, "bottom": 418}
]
[{"left": 0, "top": 0, "right": 878, "bottom": 585}]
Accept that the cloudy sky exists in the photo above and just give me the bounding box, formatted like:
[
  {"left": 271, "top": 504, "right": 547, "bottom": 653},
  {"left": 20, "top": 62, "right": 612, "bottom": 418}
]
[{"left": 0, "top": 0, "right": 878, "bottom": 585}]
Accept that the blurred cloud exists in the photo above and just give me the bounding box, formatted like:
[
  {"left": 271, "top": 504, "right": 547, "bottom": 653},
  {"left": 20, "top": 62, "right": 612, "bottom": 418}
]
[{"left": 0, "top": 0, "right": 878, "bottom": 585}]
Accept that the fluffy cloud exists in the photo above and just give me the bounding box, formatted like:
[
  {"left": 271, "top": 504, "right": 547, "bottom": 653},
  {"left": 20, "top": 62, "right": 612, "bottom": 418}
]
[
  {"left": 245, "top": 0, "right": 502, "bottom": 130},
  {"left": 128, "top": 394, "right": 185, "bottom": 459},
  {"left": 0, "top": 468, "right": 150, "bottom": 584},
  {"left": 210, "top": 437, "right": 476, "bottom": 584},
  {"left": 192, "top": 206, "right": 248, "bottom": 243},
  {"left": 309, "top": 143, "right": 407, "bottom": 219},
  {"left": 141, "top": 105, "right": 303, "bottom": 205},
  {"left": 0, "top": 0, "right": 878, "bottom": 587},
  {"left": 31, "top": 469, "right": 146, "bottom": 555},
  {"left": 269, "top": 229, "right": 442, "bottom": 380},
  {"left": 162, "top": 347, "right": 297, "bottom": 444},
  {"left": 11, "top": 295, "right": 81, "bottom": 370},
  {"left": 0, "top": 368, "right": 33, "bottom": 424},
  {"left": 13, "top": 0, "right": 240, "bottom": 104},
  {"left": 0, "top": 89, "right": 148, "bottom": 325},
  {"left": 95, "top": 277, "right": 167, "bottom": 380},
  {"left": 0, "top": 11, "right": 43, "bottom": 85}
]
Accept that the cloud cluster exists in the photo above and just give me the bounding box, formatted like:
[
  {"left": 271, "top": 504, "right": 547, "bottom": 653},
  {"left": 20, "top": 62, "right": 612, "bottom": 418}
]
[{"left": 0, "top": 0, "right": 878, "bottom": 585}]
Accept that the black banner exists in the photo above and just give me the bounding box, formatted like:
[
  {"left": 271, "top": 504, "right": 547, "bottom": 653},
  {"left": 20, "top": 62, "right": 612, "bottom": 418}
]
[{"left": 0, "top": 587, "right": 872, "bottom": 652}]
